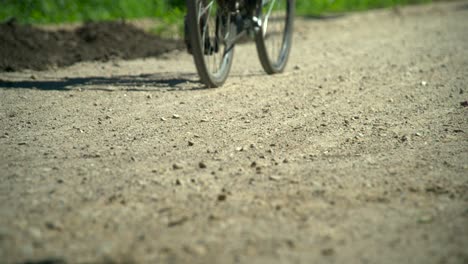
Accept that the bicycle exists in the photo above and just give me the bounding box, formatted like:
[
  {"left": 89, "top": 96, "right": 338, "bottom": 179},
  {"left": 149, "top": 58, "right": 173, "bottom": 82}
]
[{"left": 185, "top": 0, "right": 295, "bottom": 87}]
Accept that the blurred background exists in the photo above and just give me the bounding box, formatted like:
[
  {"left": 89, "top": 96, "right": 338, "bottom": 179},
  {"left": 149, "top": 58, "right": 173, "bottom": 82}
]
[{"left": 0, "top": 0, "right": 432, "bottom": 26}]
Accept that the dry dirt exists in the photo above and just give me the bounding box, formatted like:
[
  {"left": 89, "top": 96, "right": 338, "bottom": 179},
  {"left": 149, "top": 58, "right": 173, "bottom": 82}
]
[{"left": 1, "top": 1, "right": 468, "bottom": 264}]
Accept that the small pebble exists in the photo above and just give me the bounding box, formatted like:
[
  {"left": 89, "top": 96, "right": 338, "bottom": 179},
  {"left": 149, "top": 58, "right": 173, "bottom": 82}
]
[
  {"left": 172, "top": 114, "right": 180, "bottom": 119},
  {"left": 184, "top": 244, "right": 207, "bottom": 256},
  {"left": 29, "top": 227, "right": 42, "bottom": 240},
  {"left": 199, "top": 162, "right": 207, "bottom": 169},
  {"left": 418, "top": 215, "right": 433, "bottom": 224},
  {"left": 217, "top": 194, "right": 227, "bottom": 201},
  {"left": 321, "top": 248, "right": 335, "bottom": 256},
  {"left": 269, "top": 175, "right": 281, "bottom": 181},
  {"left": 45, "top": 221, "right": 63, "bottom": 231}
]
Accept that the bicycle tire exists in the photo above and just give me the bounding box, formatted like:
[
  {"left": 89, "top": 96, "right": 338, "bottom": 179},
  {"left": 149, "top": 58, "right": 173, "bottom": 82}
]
[
  {"left": 255, "top": 0, "right": 294, "bottom": 74},
  {"left": 186, "top": 0, "right": 235, "bottom": 88}
]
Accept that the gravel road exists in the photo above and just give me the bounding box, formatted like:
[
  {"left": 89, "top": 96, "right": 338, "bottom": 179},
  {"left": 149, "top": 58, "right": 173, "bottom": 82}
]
[{"left": 1, "top": 1, "right": 467, "bottom": 263}]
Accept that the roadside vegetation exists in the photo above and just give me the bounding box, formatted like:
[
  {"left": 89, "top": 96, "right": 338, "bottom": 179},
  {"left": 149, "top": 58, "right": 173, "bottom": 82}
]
[
  {"left": 0, "top": 0, "right": 433, "bottom": 24},
  {"left": 295, "top": 0, "right": 431, "bottom": 15},
  {"left": 0, "top": 0, "right": 431, "bottom": 37}
]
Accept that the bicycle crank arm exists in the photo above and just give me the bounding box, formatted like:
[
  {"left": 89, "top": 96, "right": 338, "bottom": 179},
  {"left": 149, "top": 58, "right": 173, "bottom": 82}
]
[{"left": 225, "top": 30, "right": 247, "bottom": 52}]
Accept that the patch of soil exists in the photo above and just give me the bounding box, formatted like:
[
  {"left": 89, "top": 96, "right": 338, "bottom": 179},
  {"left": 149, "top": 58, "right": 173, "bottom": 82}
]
[{"left": 0, "top": 20, "right": 183, "bottom": 72}]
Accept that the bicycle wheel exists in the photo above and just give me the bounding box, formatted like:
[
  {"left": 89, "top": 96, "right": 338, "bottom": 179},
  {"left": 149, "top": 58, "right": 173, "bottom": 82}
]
[
  {"left": 255, "top": 0, "right": 294, "bottom": 74},
  {"left": 186, "top": 0, "right": 234, "bottom": 88}
]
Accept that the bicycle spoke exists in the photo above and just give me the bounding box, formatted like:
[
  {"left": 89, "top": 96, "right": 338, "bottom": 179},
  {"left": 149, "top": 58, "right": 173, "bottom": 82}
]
[
  {"left": 263, "top": 0, "right": 277, "bottom": 34},
  {"left": 199, "top": 1, "right": 228, "bottom": 77},
  {"left": 198, "top": 1, "right": 214, "bottom": 21},
  {"left": 263, "top": 0, "right": 284, "bottom": 62}
]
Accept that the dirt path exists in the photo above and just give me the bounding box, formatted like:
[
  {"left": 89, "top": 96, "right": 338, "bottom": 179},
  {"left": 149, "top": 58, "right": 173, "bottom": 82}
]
[{"left": 1, "top": 2, "right": 467, "bottom": 263}]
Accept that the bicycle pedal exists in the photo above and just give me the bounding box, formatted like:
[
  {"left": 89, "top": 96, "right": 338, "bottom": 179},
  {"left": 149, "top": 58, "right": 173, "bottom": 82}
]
[{"left": 252, "top": 16, "right": 262, "bottom": 32}]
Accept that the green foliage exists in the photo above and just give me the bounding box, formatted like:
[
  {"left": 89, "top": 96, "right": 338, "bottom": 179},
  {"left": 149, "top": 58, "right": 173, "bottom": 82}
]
[
  {"left": 296, "top": 0, "right": 432, "bottom": 15},
  {"left": 0, "top": 0, "right": 433, "bottom": 24},
  {"left": 0, "top": 0, "right": 184, "bottom": 24}
]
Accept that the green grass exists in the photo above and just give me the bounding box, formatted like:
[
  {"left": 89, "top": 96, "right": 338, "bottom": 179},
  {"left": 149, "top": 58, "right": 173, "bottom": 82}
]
[
  {"left": 0, "top": 0, "right": 434, "bottom": 24},
  {"left": 0, "top": 0, "right": 185, "bottom": 24},
  {"left": 296, "top": 0, "right": 432, "bottom": 16}
]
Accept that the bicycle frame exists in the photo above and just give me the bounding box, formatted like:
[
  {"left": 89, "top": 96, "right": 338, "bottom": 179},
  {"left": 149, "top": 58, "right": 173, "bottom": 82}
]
[{"left": 218, "top": 0, "right": 261, "bottom": 52}]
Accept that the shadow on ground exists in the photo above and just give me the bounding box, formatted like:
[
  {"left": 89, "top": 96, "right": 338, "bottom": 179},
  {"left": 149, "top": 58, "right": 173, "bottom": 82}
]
[
  {"left": 302, "top": 14, "right": 346, "bottom": 20},
  {"left": 458, "top": 3, "right": 468, "bottom": 10},
  {"left": 0, "top": 73, "right": 203, "bottom": 92}
]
